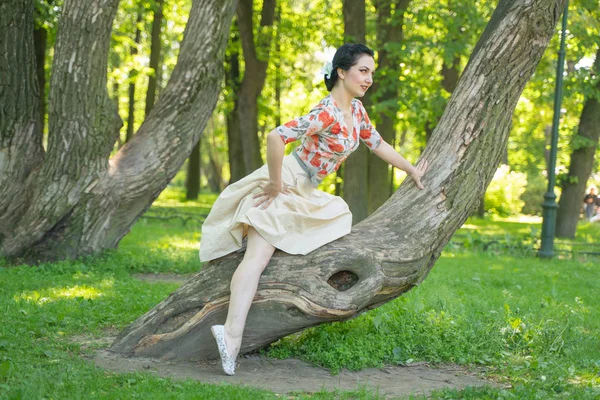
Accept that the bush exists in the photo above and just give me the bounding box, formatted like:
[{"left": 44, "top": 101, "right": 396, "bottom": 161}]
[
  {"left": 485, "top": 165, "right": 527, "bottom": 217},
  {"left": 520, "top": 171, "right": 548, "bottom": 216}
]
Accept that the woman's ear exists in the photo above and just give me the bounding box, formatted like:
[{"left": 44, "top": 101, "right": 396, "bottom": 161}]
[{"left": 337, "top": 68, "right": 345, "bottom": 80}]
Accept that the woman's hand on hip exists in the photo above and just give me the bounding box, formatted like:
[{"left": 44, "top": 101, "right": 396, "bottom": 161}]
[{"left": 253, "top": 181, "right": 290, "bottom": 209}]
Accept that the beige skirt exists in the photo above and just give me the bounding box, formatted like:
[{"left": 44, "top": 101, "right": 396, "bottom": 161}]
[{"left": 199, "top": 154, "right": 352, "bottom": 262}]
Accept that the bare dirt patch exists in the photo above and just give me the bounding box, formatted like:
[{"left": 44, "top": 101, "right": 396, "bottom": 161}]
[
  {"left": 91, "top": 348, "right": 498, "bottom": 397},
  {"left": 100, "top": 273, "right": 500, "bottom": 397}
]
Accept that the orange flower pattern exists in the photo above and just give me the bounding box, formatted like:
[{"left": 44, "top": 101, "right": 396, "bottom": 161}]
[{"left": 276, "top": 95, "right": 382, "bottom": 185}]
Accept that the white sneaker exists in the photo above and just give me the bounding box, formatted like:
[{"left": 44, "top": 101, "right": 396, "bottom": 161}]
[{"left": 211, "top": 325, "right": 235, "bottom": 375}]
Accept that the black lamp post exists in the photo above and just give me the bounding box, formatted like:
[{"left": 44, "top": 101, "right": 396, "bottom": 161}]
[{"left": 539, "top": 1, "right": 569, "bottom": 258}]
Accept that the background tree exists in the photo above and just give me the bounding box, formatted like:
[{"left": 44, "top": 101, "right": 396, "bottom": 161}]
[
  {"left": 227, "top": 0, "right": 276, "bottom": 183},
  {"left": 556, "top": 47, "right": 600, "bottom": 237},
  {"left": 125, "top": 12, "right": 143, "bottom": 143},
  {"left": 0, "top": 0, "right": 237, "bottom": 261},
  {"left": 367, "top": 0, "right": 411, "bottom": 213},
  {"left": 341, "top": 0, "right": 369, "bottom": 223}
]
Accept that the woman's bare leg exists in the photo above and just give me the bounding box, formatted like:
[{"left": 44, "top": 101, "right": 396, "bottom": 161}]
[{"left": 223, "top": 226, "right": 275, "bottom": 360}]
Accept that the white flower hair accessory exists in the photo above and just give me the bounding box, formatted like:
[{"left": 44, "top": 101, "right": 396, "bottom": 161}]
[{"left": 320, "top": 61, "right": 333, "bottom": 79}]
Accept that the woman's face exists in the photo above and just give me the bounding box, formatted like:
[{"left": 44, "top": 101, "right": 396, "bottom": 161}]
[{"left": 338, "top": 54, "right": 375, "bottom": 98}]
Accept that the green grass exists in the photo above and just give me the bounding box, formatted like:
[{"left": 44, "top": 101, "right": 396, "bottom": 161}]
[{"left": 1, "top": 186, "right": 599, "bottom": 399}]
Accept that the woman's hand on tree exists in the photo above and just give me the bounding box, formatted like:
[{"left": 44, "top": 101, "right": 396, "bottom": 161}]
[
  {"left": 253, "top": 181, "right": 290, "bottom": 209},
  {"left": 409, "top": 159, "right": 428, "bottom": 190}
]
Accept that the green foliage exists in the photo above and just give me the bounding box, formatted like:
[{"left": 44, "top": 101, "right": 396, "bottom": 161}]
[
  {"left": 571, "top": 133, "right": 599, "bottom": 151},
  {"left": 484, "top": 165, "right": 527, "bottom": 217},
  {"left": 34, "top": 0, "right": 62, "bottom": 30},
  {"left": 520, "top": 172, "right": 549, "bottom": 216}
]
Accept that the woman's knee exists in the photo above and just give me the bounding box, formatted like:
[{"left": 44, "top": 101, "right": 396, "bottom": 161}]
[
  {"left": 240, "top": 251, "right": 272, "bottom": 272},
  {"left": 243, "top": 227, "right": 275, "bottom": 268}
]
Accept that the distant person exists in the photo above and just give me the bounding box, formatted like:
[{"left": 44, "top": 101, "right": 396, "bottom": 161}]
[
  {"left": 592, "top": 196, "right": 600, "bottom": 223},
  {"left": 583, "top": 187, "right": 597, "bottom": 220}
]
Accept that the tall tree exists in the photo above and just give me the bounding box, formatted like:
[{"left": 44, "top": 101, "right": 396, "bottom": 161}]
[
  {"left": 0, "top": 0, "right": 237, "bottom": 261},
  {"left": 125, "top": 12, "right": 143, "bottom": 143},
  {"left": 368, "top": 0, "right": 411, "bottom": 213},
  {"left": 145, "top": 0, "right": 164, "bottom": 117},
  {"left": 342, "top": 0, "right": 369, "bottom": 223},
  {"left": 556, "top": 47, "right": 600, "bottom": 237},
  {"left": 228, "top": 0, "right": 276, "bottom": 182},
  {"left": 110, "top": 0, "right": 568, "bottom": 360},
  {"left": 186, "top": 141, "right": 201, "bottom": 200},
  {"left": 225, "top": 20, "right": 244, "bottom": 183}
]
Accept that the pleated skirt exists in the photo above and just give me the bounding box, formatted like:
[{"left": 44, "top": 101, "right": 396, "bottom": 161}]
[{"left": 199, "top": 154, "right": 352, "bottom": 262}]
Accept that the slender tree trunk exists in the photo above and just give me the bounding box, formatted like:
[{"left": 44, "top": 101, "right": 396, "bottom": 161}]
[
  {"left": 368, "top": 0, "right": 411, "bottom": 214},
  {"left": 231, "top": 0, "right": 276, "bottom": 179},
  {"left": 225, "top": 20, "right": 245, "bottom": 183},
  {"left": 342, "top": 0, "right": 369, "bottom": 223},
  {"left": 145, "top": 0, "right": 164, "bottom": 117},
  {"left": 555, "top": 47, "right": 600, "bottom": 238},
  {"left": 111, "top": 0, "right": 568, "bottom": 360},
  {"left": 274, "top": 6, "right": 281, "bottom": 128},
  {"left": 126, "top": 13, "right": 143, "bottom": 143},
  {"left": 186, "top": 140, "right": 201, "bottom": 200},
  {"left": 0, "top": 0, "right": 238, "bottom": 261}
]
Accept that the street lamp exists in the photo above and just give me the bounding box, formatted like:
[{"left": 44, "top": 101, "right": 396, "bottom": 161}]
[{"left": 539, "top": 1, "right": 569, "bottom": 258}]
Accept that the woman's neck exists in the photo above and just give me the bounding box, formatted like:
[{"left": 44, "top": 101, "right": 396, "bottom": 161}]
[{"left": 330, "top": 86, "right": 353, "bottom": 112}]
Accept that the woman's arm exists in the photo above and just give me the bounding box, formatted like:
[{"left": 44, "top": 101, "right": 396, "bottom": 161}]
[
  {"left": 253, "top": 130, "right": 288, "bottom": 209},
  {"left": 373, "top": 140, "right": 427, "bottom": 189},
  {"left": 266, "top": 130, "right": 286, "bottom": 186}
]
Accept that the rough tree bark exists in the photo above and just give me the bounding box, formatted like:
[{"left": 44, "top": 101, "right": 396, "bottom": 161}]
[
  {"left": 110, "top": 0, "right": 568, "bottom": 361},
  {"left": 1, "top": 0, "right": 48, "bottom": 244},
  {"left": 555, "top": 47, "right": 600, "bottom": 238},
  {"left": 342, "top": 0, "right": 369, "bottom": 223},
  {"left": 0, "top": 0, "right": 238, "bottom": 261}
]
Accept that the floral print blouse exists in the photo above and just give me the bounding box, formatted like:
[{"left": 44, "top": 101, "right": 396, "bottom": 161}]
[{"left": 276, "top": 94, "right": 382, "bottom": 185}]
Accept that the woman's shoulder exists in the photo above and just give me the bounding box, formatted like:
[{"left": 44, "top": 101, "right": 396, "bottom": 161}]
[{"left": 309, "top": 95, "right": 337, "bottom": 115}]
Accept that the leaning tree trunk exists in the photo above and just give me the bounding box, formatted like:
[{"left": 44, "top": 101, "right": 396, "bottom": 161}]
[
  {"left": 555, "top": 47, "right": 600, "bottom": 238},
  {"left": 0, "top": 0, "right": 238, "bottom": 261},
  {"left": 110, "top": 0, "right": 568, "bottom": 361}
]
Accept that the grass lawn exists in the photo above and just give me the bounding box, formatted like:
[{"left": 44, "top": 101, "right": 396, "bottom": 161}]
[{"left": 1, "top": 187, "right": 599, "bottom": 399}]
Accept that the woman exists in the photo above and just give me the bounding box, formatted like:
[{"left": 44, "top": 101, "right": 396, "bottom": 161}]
[{"left": 200, "top": 43, "right": 427, "bottom": 375}]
